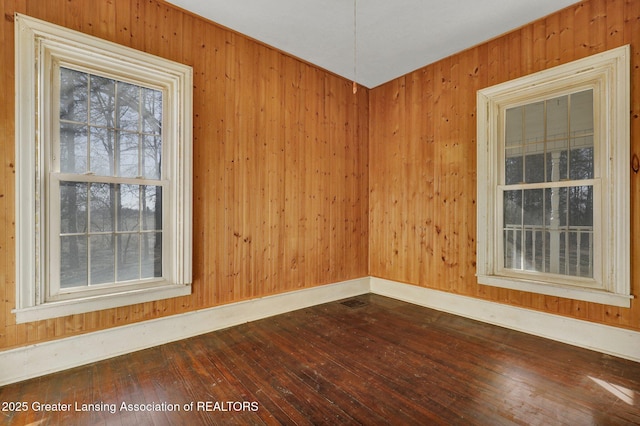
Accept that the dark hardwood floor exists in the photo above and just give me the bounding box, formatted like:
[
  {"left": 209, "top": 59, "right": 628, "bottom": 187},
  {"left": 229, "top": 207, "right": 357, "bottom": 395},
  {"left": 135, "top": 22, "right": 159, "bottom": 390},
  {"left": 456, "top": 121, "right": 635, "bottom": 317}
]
[{"left": 2, "top": 294, "right": 640, "bottom": 425}]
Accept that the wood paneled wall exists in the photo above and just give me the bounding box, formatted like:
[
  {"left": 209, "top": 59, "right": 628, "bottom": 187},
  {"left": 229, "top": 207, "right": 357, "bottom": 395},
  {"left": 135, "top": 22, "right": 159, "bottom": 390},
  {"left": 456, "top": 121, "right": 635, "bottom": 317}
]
[
  {"left": 369, "top": 0, "right": 640, "bottom": 331},
  {"left": 0, "top": 0, "right": 369, "bottom": 350},
  {"left": 1, "top": 0, "right": 638, "bottom": 353}
]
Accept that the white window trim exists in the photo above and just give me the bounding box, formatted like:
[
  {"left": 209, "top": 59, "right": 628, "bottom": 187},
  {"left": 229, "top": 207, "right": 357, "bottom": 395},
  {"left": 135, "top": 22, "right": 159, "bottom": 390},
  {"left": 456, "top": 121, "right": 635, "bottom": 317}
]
[
  {"left": 14, "top": 14, "right": 193, "bottom": 323},
  {"left": 476, "top": 45, "right": 631, "bottom": 307}
]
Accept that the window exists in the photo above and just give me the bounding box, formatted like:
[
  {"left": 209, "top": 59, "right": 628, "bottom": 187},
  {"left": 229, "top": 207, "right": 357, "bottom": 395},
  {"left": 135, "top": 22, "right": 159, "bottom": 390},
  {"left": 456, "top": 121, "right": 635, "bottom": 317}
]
[
  {"left": 15, "top": 14, "right": 193, "bottom": 322},
  {"left": 476, "top": 46, "right": 631, "bottom": 307}
]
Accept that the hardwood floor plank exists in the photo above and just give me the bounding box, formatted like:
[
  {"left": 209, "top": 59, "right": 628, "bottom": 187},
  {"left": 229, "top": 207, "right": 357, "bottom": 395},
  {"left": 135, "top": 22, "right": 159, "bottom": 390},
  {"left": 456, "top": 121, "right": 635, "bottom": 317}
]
[{"left": 1, "top": 294, "right": 639, "bottom": 425}]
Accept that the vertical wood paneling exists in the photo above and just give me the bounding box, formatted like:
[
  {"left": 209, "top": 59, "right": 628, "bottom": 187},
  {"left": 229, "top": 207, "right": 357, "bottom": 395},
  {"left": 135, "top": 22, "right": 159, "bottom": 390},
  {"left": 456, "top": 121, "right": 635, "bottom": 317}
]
[
  {"left": 369, "top": 0, "right": 640, "bottom": 331},
  {"left": 626, "top": 0, "right": 640, "bottom": 331},
  {"left": 0, "top": 0, "right": 368, "bottom": 350},
  {"left": 3, "top": 0, "right": 637, "bottom": 353}
]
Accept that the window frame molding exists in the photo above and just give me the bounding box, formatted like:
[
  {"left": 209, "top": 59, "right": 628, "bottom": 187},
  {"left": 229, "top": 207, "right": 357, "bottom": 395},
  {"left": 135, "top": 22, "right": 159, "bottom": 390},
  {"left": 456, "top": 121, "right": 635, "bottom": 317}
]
[
  {"left": 14, "top": 14, "right": 193, "bottom": 323},
  {"left": 476, "top": 45, "right": 631, "bottom": 307}
]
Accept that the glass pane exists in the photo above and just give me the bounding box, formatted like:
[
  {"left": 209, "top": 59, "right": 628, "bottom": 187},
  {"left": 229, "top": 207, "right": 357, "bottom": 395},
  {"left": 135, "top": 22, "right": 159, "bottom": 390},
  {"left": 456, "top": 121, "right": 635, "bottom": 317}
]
[
  {"left": 546, "top": 150, "right": 569, "bottom": 182},
  {"left": 570, "top": 90, "right": 593, "bottom": 136},
  {"left": 546, "top": 187, "right": 568, "bottom": 228},
  {"left": 505, "top": 106, "right": 522, "bottom": 147},
  {"left": 523, "top": 189, "right": 544, "bottom": 225},
  {"left": 524, "top": 101, "right": 544, "bottom": 143},
  {"left": 60, "top": 68, "right": 88, "bottom": 122},
  {"left": 118, "top": 184, "right": 140, "bottom": 231},
  {"left": 90, "top": 127, "right": 114, "bottom": 176},
  {"left": 142, "top": 134, "right": 162, "bottom": 179},
  {"left": 546, "top": 95, "right": 568, "bottom": 140},
  {"left": 60, "top": 123, "right": 87, "bottom": 173},
  {"left": 90, "top": 183, "right": 115, "bottom": 233},
  {"left": 90, "top": 235, "right": 115, "bottom": 285},
  {"left": 570, "top": 229, "right": 593, "bottom": 278},
  {"left": 569, "top": 186, "right": 593, "bottom": 227},
  {"left": 90, "top": 75, "right": 115, "bottom": 127},
  {"left": 503, "top": 190, "right": 522, "bottom": 226},
  {"left": 118, "top": 131, "right": 140, "bottom": 177},
  {"left": 568, "top": 185, "right": 593, "bottom": 278},
  {"left": 503, "top": 226, "right": 521, "bottom": 270},
  {"left": 60, "top": 182, "right": 87, "bottom": 234},
  {"left": 142, "top": 87, "right": 162, "bottom": 135},
  {"left": 117, "top": 233, "right": 139, "bottom": 281},
  {"left": 141, "top": 232, "right": 162, "bottom": 278},
  {"left": 142, "top": 186, "right": 162, "bottom": 231},
  {"left": 569, "top": 146, "right": 594, "bottom": 181},
  {"left": 504, "top": 150, "right": 522, "bottom": 185},
  {"left": 60, "top": 235, "right": 88, "bottom": 288},
  {"left": 117, "top": 82, "right": 140, "bottom": 131},
  {"left": 524, "top": 153, "right": 545, "bottom": 184}
]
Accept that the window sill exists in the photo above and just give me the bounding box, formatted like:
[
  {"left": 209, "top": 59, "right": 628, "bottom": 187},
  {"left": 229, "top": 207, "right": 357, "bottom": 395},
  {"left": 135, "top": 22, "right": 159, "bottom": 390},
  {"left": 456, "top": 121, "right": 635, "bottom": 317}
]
[
  {"left": 13, "top": 283, "right": 191, "bottom": 324},
  {"left": 478, "top": 275, "right": 632, "bottom": 308}
]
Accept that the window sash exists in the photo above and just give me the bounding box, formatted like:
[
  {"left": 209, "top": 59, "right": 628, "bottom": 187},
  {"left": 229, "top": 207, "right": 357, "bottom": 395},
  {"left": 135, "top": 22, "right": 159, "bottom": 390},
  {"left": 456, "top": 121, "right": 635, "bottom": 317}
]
[
  {"left": 47, "top": 62, "right": 169, "bottom": 301},
  {"left": 495, "top": 179, "right": 602, "bottom": 289},
  {"left": 47, "top": 174, "right": 168, "bottom": 301},
  {"left": 492, "top": 84, "right": 602, "bottom": 288}
]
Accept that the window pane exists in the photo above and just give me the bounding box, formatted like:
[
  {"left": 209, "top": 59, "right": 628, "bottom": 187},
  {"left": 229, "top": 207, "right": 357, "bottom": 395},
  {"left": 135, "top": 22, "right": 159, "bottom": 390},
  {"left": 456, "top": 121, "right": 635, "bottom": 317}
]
[
  {"left": 504, "top": 150, "right": 522, "bottom": 185},
  {"left": 545, "top": 187, "right": 568, "bottom": 228},
  {"left": 569, "top": 90, "right": 594, "bottom": 182},
  {"left": 60, "top": 182, "right": 87, "bottom": 234},
  {"left": 503, "top": 190, "right": 522, "bottom": 226},
  {"left": 90, "top": 75, "right": 115, "bottom": 127},
  {"left": 546, "top": 95, "right": 568, "bottom": 140},
  {"left": 142, "top": 134, "right": 162, "bottom": 179},
  {"left": 118, "top": 131, "right": 140, "bottom": 177},
  {"left": 569, "top": 146, "right": 594, "bottom": 180},
  {"left": 503, "top": 190, "right": 522, "bottom": 270},
  {"left": 524, "top": 101, "right": 544, "bottom": 143},
  {"left": 505, "top": 107, "right": 522, "bottom": 146},
  {"left": 142, "top": 186, "right": 162, "bottom": 231},
  {"left": 547, "top": 150, "right": 569, "bottom": 182},
  {"left": 118, "top": 184, "right": 140, "bottom": 231},
  {"left": 568, "top": 185, "right": 593, "bottom": 278},
  {"left": 523, "top": 189, "right": 544, "bottom": 225},
  {"left": 570, "top": 90, "right": 593, "bottom": 136},
  {"left": 142, "top": 88, "right": 162, "bottom": 135},
  {"left": 117, "top": 233, "right": 140, "bottom": 281},
  {"left": 90, "top": 235, "right": 115, "bottom": 285},
  {"left": 90, "top": 127, "right": 115, "bottom": 176},
  {"left": 569, "top": 186, "right": 593, "bottom": 227},
  {"left": 141, "top": 232, "right": 162, "bottom": 278},
  {"left": 60, "top": 68, "right": 88, "bottom": 122},
  {"left": 524, "top": 153, "right": 545, "bottom": 184},
  {"left": 60, "top": 123, "right": 87, "bottom": 173},
  {"left": 117, "top": 82, "right": 140, "bottom": 131},
  {"left": 90, "top": 183, "right": 115, "bottom": 233},
  {"left": 60, "top": 235, "right": 88, "bottom": 288}
]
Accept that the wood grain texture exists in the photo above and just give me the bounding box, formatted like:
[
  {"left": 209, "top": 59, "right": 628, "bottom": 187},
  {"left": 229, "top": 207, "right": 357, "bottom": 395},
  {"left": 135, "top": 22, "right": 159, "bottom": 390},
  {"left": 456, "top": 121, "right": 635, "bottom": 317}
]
[
  {"left": 1, "top": 0, "right": 638, "bottom": 354},
  {"left": 0, "top": 0, "right": 369, "bottom": 350},
  {"left": 1, "top": 295, "right": 639, "bottom": 425},
  {"left": 369, "top": 0, "right": 640, "bottom": 331}
]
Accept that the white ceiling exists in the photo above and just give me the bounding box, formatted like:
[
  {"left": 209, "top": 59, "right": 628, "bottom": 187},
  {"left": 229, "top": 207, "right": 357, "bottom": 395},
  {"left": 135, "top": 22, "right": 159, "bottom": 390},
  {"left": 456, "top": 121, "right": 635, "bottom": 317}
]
[{"left": 166, "top": 0, "right": 580, "bottom": 89}]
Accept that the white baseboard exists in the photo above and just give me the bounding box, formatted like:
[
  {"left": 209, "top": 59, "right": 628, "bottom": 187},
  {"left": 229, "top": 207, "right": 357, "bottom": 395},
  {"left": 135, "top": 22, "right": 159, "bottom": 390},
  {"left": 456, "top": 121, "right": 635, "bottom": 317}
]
[
  {"left": 2, "top": 276, "right": 638, "bottom": 386},
  {"left": 370, "top": 277, "right": 640, "bottom": 363},
  {"left": 0, "top": 278, "right": 370, "bottom": 386}
]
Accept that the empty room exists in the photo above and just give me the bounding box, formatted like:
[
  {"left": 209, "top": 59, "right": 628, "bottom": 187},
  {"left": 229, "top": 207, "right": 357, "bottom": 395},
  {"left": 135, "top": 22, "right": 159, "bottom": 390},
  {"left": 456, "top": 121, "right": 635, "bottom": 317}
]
[{"left": 1, "top": 0, "right": 639, "bottom": 424}]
